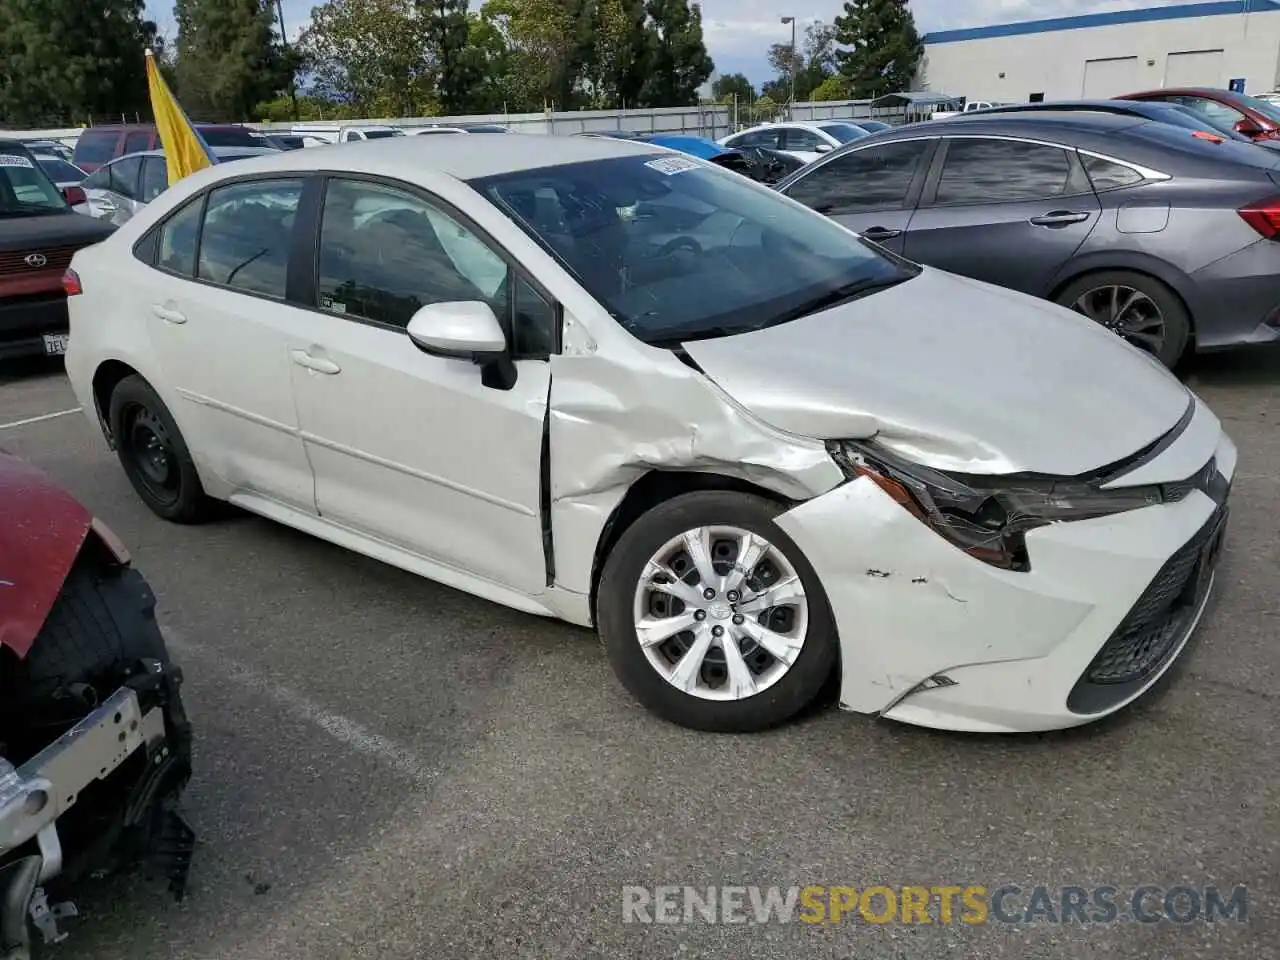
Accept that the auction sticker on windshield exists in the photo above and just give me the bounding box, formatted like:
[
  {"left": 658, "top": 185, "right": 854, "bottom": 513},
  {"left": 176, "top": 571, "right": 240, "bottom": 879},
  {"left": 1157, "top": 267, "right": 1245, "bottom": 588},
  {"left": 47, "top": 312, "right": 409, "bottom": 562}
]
[
  {"left": 0, "top": 154, "right": 34, "bottom": 168},
  {"left": 645, "top": 156, "right": 700, "bottom": 175}
]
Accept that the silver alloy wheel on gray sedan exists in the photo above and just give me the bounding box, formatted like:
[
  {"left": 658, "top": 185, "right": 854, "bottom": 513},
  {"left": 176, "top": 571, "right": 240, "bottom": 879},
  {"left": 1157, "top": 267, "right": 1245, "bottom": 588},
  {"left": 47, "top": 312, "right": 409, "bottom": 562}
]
[
  {"left": 1069, "top": 285, "right": 1166, "bottom": 354},
  {"left": 633, "top": 525, "right": 810, "bottom": 701},
  {"left": 597, "top": 491, "right": 839, "bottom": 733}
]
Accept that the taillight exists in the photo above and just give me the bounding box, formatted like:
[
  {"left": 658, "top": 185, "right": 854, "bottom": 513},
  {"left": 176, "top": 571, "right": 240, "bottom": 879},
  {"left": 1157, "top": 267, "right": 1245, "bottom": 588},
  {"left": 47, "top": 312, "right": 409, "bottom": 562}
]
[
  {"left": 1238, "top": 197, "right": 1280, "bottom": 238},
  {"left": 62, "top": 185, "right": 86, "bottom": 205},
  {"left": 62, "top": 268, "right": 82, "bottom": 296}
]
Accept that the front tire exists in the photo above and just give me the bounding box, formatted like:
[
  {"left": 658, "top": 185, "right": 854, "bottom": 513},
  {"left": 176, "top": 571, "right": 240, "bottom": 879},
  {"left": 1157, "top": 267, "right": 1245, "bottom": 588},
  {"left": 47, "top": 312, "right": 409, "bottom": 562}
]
[
  {"left": 597, "top": 491, "right": 838, "bottom": 733},
  {"left": 108, "top": 375, "right": 214, "bottom": 523}
]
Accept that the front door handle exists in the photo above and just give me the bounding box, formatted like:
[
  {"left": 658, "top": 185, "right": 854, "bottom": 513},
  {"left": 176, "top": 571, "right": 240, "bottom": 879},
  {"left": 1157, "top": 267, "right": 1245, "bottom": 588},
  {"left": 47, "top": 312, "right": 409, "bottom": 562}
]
[
  {"left": 1029, "top": 211, "right": 1091, "bottom": 227},
  {"left": 151, "top": 305, "right": 186, "bottom": 324},
  {"left": 862, "top": 225, "right": 903, "bottom": 241},
  {"left": 291, "top": 349, "right": 341, "bottom": 375}
]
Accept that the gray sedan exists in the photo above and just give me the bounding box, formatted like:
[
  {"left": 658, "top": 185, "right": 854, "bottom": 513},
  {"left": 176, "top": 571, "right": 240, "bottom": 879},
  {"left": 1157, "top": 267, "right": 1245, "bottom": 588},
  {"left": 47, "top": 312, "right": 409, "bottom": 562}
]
[
  {"left": 774, "top": 110, "right": 1280, "bottom": 366},
  {"left": 80, "top": 146, "right": 278, "bottom": 226}
]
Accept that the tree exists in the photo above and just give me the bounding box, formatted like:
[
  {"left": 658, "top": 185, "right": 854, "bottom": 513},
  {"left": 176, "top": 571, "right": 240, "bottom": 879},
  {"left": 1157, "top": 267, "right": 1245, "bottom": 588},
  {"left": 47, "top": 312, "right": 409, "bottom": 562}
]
[
  {"left": 833, "top": 0, "right": 922, "bottom": 99},
  {"left": 766, "top": 19, "right": 837, "bottom": 103},
  {"left": 300, "top": 0, "right": 433, "bottom": 116},
  {"left": 712, "top": 73, "right": 754, "bottom": 104},
  {"left": 639, "top": 0, "right": 713, "bottom": 107},
  {"left": 808, "top": 74, "right": 850, "bottom": 102},
  {"left": 480, "top": 0, "right": 577, "bottom": 110},
  {"left": 420, "top": 0, "right": 484, "bottom": 114},
  {"left": 174, "top": 0, "right": 296, "bottom": 121},
  {"left": 0, "top": 0, "right": 158, "bottom": 127}
]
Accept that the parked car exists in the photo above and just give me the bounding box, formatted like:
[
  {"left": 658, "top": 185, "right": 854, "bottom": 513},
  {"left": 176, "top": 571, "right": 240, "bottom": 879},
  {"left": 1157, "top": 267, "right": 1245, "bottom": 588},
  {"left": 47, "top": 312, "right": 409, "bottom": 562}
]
[
  {"left": 64, "top": 134, "right": 1233, "bottom": 736},
  {"left": 709, "top": 145, "right": 807, "bottom": 184},
  {"left": 719, "top": 121, "right": 875, "bottom": 163},
  {"left": 774, "top": 110, "right": 1280, "bottom": 366},
  {"left": 80, "top": 146, "right": 279, "bottom": 226},
  {"left": 857, "top": 120, "right": 893, "bottom": 133},
  {"left": 0, "top": 449, "right": 194, "bottom": 956},
  {"left": 72, "top": 123, "right": 262, "bottom": 173},
  {"left": 968, "top": 98, "right": 1280, "bottom": 148},
  {"left": 0, "top": 140, "right": 114, "bottom": 360},
  {"left": 290, "top": 122, "right": 405, "bottom": 144},
  {"left": 33, "top": 155, "right": 90, "bottom": 208},
  {"left": 21, "top": 139, "right": 74, "bottom": 162},
  {"left": 1118, "top": 87, "right": 1280, "bottom": 143},
  {"left": 253, "top": 132, "right": 307, "bottom": 150}
]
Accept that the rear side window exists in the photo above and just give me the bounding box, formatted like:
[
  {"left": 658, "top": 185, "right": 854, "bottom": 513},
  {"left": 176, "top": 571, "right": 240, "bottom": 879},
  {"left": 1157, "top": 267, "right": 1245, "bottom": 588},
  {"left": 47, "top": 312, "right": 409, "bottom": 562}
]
[
  {"left": 197, "top": 179, "right": 304, "bottom": 298},
  {"left": 729, "top": 129, "right": 780, "bottom": 149},
  {"left": 934, "top": 138, "right": 1077, "bottom": 204},
  {"left": 1081, "top": 155, "right": 1144, "bottom": 192},
  {"left": 123, "top": 131, "right": 153, "bottom": 155},
  {"left": 140, "top": 157, "right": 168, "bottom": 203},
  {"left": 108, "top": 156, "right": 143, "bottom": 199},
  {"left": 784, "top": 140, "right": 930, "bottom": 214},
  {"left": 74, "top": 132, "right": 117, "bottom": 165}
]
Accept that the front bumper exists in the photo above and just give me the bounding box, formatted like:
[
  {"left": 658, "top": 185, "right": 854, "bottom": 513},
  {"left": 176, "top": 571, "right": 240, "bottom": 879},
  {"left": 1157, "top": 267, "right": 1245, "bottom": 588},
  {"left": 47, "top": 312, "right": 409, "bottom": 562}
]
[{"left": 775, "top": 403, "right": 1236, "bottom": 733}]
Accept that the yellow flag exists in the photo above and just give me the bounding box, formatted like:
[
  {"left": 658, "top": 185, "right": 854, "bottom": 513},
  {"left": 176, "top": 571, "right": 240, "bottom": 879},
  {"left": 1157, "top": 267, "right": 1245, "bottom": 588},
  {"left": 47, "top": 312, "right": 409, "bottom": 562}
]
[{"left": 145, "top": 48, "right": 217, "bottom": 187}]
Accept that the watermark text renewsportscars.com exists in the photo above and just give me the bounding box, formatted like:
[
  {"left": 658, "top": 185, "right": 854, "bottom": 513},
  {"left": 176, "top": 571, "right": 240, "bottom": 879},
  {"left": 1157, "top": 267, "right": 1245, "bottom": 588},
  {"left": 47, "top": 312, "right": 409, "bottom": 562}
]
[{"left": 622, "top": 884, "right": 1249, "bottom": 925}]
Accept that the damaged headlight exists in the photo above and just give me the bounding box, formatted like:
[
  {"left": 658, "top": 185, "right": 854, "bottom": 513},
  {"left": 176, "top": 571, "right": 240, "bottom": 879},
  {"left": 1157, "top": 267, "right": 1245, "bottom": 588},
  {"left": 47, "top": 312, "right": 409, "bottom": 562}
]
[{"left": 828, "top": 441, "right": 1166, "bottom": 571}]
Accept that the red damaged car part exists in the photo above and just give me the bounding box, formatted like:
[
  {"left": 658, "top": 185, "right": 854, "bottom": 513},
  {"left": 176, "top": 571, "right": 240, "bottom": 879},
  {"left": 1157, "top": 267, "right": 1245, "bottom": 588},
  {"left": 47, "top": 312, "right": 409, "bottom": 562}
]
[{"left": 0, "top": 451, "right": 96, "bottom": 661}]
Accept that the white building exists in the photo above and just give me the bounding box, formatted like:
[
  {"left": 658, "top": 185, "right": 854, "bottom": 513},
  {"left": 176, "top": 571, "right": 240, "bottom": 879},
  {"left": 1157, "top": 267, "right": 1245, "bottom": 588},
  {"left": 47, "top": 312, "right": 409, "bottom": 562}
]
[{"left": 919, "top": 0, "right": 1280, "bottom": 104}]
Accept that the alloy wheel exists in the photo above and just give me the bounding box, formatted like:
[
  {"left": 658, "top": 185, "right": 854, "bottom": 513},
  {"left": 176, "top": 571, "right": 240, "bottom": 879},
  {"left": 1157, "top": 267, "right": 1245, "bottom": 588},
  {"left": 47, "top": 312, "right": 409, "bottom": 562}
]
[
  {"left": 1069, "top": 284, "right": 1166, "bottom": 355},
  {"left": 632, "top": 525, "right": 809, "bottom": 702}
]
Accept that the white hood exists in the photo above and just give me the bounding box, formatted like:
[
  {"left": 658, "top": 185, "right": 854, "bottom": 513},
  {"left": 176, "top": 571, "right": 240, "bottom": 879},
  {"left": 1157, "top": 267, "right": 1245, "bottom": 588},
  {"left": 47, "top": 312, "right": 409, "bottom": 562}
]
[{"left": 681, "top": 267, "right": 1192, "bottom": 476}]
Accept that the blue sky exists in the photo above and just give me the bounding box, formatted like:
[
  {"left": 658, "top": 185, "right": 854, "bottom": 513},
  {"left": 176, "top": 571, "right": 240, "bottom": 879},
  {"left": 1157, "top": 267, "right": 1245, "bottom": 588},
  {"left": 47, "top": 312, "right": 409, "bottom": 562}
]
[{"left": 144, "top": 0, "right": 1210, "bottom": 87}]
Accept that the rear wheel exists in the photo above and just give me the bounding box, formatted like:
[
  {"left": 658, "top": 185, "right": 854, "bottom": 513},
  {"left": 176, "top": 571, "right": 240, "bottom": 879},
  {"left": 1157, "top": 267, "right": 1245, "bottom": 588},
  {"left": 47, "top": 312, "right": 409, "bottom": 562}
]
[
  {"left": 1055, "top": 270, "right": 1191, "bottom": 368},
  {"left": 108, "top": 375, "right": 214, "bottom": 523},
  {"left": 597, "top": 491, "right": 838, "bottom": 733}
]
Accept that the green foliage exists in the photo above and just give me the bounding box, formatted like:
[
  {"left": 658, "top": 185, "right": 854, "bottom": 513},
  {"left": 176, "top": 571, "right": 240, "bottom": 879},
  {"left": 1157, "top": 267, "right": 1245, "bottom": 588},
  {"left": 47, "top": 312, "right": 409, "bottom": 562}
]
[
  {"left": 175, "top": 0, "right": 296, "bottom": 121},
  {"left": 808, "top": 74, "right": 851, "bottom": 102},
  {"left": 0, "top": 0, "right": 158, "bottom": 126},
  {"left": 766, "top": 20, "right": 838, "bottom": 103},
  {"left": 712, "top": 73, "right": 754, "bottom": 104},
  {"left": 833, "top": 0, "right": 922, "bottom": 99},
  {"left": 420, "top": 0, "right": 484, "bottom": 114},
  {"left": 640, "top": 0, "right": 714, "bottom": 107}
]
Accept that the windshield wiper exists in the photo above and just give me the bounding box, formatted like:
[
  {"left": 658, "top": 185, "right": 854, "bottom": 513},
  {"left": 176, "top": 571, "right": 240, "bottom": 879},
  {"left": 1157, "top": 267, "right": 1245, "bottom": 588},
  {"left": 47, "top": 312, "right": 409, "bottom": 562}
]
[{"left": 766, "top": 275, "right": 912, "bottom": 327}]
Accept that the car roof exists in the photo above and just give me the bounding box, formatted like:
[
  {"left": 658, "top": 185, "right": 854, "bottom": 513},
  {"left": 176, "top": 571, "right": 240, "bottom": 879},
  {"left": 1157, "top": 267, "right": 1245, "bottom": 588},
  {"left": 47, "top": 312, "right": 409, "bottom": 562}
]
[
  {"left": 180, "top": 132, "right": 667, "bottom": 181},
  {"left": 1124, "top": 87, "right": 1229, "bottom": 98},
  {"left": 913, "top": 110, "right": 1146, "bottom": 133},
  {"left": 116, "top": 146, "right": 279, "bottom": 161},
  {"left": 0, "top": 139, "right": 33, "bottom": 152}
]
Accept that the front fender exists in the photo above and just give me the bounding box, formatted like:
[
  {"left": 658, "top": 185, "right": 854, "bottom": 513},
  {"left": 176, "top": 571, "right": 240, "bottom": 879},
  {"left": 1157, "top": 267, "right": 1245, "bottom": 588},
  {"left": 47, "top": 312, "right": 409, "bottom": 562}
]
[{"left": 0, "top": 453, "right": 92, "bottom": 660}]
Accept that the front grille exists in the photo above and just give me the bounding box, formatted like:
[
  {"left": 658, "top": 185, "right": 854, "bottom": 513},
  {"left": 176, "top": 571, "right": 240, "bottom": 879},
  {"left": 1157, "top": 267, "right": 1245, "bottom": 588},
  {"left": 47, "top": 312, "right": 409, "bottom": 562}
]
[
  {"left": 1067, "top": 501, "right": 1228, "bottom": 712},
  {"left": 0, "top": 244, "right": 80, "bottom": 277}
]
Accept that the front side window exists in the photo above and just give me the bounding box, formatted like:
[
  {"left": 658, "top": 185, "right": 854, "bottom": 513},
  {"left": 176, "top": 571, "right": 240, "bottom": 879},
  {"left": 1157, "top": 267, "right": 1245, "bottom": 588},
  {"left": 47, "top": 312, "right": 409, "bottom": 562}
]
[
  {"left": 0, "top": 151, "right": 67, "bottom": 214},
  {"left": 316, "top": 178, "right": 510, "bottom": 331},
  {"left": 934, "top": 138, "right": 1076, "bottom": 205},
  {"left": 1172, "top": 96, "right": 1247, "bottom": 129},
  {"left": 108, "top": 156, "right": 143, "bottom": 199},
  {"left": 197, "top": 178, "right": 303, "bottom": 297},
  {"left": 471, "top": 154, "right": 917, "bottom": 345},
  {"left": 784, "top": 140, "right": 930, "bottom": 214}
]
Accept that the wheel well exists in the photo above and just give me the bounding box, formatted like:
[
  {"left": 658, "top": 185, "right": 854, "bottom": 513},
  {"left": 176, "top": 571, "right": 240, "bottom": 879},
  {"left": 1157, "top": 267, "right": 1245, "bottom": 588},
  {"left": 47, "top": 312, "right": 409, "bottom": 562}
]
[
  {"left": 1049, "top": 266, "right": 1198, "bottom": 347},
  {"left": 91, "top": 360, "right": 139, "bottom": 445},
  {"left": 587, "top": 470, "right": 793, "bottom": 625}
]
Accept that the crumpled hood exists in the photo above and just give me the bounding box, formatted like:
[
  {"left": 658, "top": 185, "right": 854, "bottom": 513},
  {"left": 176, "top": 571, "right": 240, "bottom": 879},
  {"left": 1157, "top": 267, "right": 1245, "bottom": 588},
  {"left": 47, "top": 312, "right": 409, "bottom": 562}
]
[{"left": 681, "top": 267, "right": 1192, "bottom": 476}]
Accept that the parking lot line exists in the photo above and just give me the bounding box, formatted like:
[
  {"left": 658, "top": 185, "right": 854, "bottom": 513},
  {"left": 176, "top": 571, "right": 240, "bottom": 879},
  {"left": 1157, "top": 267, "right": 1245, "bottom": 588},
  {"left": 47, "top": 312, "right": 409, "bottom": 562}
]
[
  {"left": 163, "top": 626, "right": 440, "bottom": 788},
  {"left": 0, "top": 407, "right": 82, "bottom": 431}
]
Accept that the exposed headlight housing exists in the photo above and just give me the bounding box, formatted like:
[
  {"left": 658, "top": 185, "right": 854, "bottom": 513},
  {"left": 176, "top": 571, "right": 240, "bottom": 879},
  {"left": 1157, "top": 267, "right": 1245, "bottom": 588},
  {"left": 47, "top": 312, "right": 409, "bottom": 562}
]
[{"left": 828, "top": 440, "right": 1170, "bottom": 571}]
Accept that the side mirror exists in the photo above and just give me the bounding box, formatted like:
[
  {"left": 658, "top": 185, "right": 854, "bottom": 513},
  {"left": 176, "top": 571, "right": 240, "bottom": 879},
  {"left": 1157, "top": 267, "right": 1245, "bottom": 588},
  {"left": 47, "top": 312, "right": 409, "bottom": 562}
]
[
  {"left": 406, "top": 301, "right": 507, "bottom": 361},
  {"left": 61, "top": 185, "right": 86, "bottom": 206},
  {"left": 1235, "top": 117, "right": 1264, "bottom": 137},
  {"left": 814, "top": 142, "right": 834, "bottom": 153}
]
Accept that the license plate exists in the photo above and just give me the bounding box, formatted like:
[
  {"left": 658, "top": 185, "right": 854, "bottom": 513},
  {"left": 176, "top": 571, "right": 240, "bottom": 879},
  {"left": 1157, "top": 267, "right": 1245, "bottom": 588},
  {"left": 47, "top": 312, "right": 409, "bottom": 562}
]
[{"left": 42, "top": 333, "right": 68, "bottom": 356}]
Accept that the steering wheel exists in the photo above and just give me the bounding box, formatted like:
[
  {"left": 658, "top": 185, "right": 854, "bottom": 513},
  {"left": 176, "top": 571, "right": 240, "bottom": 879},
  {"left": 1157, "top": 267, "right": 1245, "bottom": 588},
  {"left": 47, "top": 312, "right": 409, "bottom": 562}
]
[{"left": 649, "top": 236, "right": 703, "bottom": 260}]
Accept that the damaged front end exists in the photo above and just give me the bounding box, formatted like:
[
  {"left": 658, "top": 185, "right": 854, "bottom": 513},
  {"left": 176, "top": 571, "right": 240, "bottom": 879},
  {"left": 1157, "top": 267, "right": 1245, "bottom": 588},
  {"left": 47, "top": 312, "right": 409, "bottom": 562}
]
[{"left": 0, "top": 659, "right": 193, "bottom": 960}]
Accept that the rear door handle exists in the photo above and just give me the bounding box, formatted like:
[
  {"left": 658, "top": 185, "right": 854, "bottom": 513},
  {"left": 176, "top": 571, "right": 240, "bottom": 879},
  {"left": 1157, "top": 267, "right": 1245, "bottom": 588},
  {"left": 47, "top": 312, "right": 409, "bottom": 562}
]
[
  {"left": 151, "top": 305, "right": 186, "bottom": 324},
  {"left": 1030, "top": 211, "right": 1091, "bottom": 227},
  {"left": 862, "top": 226, "right": 903, "bottom": 241},
  {"left": 291, "top": 349, "right": 341, "bottom": 375}
]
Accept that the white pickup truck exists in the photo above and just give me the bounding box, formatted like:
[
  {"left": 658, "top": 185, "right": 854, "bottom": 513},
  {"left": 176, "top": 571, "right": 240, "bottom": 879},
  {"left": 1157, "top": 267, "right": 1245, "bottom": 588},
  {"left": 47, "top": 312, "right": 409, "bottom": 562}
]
[
  {"left": 289, "top": 123, "right": 406, "bottom": 145},
  {"left": 931, "top": 101, "right": 1001, "bottom": 120}
]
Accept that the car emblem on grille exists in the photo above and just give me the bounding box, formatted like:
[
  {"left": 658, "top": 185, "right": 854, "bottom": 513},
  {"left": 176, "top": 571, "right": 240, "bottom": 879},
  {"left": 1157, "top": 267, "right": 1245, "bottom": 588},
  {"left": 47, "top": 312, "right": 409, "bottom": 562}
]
[{"left": 24, "top": 253, "right": 47, "bottom": 268}]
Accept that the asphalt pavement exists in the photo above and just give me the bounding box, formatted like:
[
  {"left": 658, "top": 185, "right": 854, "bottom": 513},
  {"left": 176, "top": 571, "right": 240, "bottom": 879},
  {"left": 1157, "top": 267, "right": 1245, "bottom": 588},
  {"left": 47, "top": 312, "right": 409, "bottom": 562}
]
[{"left": 0, "top": 352, "right": 1276, "bottom": 960}]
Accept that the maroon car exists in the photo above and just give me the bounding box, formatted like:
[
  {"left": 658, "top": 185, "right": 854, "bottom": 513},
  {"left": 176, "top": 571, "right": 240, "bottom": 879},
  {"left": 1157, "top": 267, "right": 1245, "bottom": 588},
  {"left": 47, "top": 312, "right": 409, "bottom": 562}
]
[
  {"left": 1118, "top": 87, "right": 1280, "bottom": 142},
  {"left": 71, "top": 122, "right": 262, "bottom": 173},
  {"left": 0, "top": 450, "right": 193, "bottom": 953}
]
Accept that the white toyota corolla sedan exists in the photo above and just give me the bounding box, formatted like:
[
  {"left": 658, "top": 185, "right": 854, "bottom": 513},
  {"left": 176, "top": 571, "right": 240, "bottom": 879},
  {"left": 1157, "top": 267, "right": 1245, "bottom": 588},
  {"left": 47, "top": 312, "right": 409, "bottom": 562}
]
[{"left": 63, "top": 135, "right": 1234, "bottom": 735}]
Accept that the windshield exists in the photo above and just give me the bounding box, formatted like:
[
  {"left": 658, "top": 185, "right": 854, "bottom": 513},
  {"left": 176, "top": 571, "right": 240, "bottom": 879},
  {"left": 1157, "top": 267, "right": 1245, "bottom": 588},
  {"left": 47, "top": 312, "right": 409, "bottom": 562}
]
[
  {"left": 0, "top": 151, "right": 68, "bottom": 215},
  {"left": 818, "top": 123, "right": 870, "bottom": 143},
  {"left": 470, "top": 154, "right": 915, "bottom": 344},
  {"left": 35, "top": 157, "right": 85, "bottom": 182},
  {"left": 363, "top": 129, "right": 403, "bottom": 139}
]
